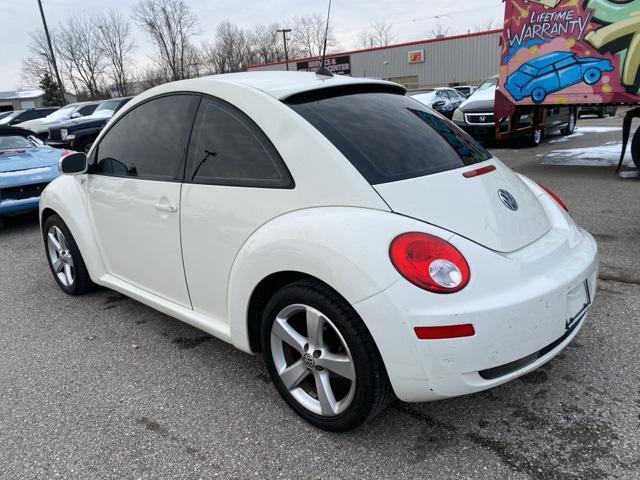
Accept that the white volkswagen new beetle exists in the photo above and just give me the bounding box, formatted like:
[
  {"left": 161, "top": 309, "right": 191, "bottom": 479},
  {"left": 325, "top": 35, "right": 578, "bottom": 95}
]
[{"left": 40, "top": 72, "right": 598, "bottom": 431}]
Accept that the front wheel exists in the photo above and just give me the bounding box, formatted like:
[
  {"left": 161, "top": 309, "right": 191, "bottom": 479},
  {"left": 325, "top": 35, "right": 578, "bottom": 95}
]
[
  {"left": 531, "top": 87, "right": 547, "bottom": 103},
  {"left": 584, "top": 68, "right": 602, "bottom": 85},
  {"left": 43, "top": 214, "right": 95, "bottom": 295},
  {"left": 261, "top": 280, "right": 393, "bottom": 432},
  {"left": 76, "top": 136, "right": 96, "bottom": 154}
]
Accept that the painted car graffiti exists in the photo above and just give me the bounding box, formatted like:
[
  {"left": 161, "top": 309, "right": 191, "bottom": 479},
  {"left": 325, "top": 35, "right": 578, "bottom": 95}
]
[
  {"left": 496, "top": 0, "right": 640, "bottom": 117},
  {"left": 505, "top": 51, "right": 613, "bottom": 102}
]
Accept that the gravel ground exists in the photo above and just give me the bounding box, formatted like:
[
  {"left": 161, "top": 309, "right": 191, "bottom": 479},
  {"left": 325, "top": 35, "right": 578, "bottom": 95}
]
[{"left": 0, "top": 114, "right": 639, "bottom": 480}]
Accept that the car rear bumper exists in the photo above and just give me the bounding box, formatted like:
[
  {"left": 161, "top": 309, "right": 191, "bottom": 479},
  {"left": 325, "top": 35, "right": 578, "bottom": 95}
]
[{"left": 354, "top": 223, "right": 598, "bottom": 403}]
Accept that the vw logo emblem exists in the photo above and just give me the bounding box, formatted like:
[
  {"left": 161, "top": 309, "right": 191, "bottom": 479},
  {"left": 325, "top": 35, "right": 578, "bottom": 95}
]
[
  {"left": 303, "top": 353, "right": 316, "bottom": 369},
  {"left": 498, "top": 189, "right": 519, "bottom": 211},
  {"left": 479, "top": 115, "right": 486, "bottom": 123}
]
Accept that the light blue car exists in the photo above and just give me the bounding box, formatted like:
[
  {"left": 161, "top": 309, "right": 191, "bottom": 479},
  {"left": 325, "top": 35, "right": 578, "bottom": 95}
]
[
  {"left": 0, "top": 127, "right": 63, "bottom": 216},
  {"left": 505, "top": 51, "right": 614, "bottom": 103}
]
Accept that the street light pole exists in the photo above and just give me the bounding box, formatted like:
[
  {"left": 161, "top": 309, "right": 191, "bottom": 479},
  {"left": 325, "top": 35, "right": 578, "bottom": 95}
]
[
  {"left": 277, "top": 28, "right": 292, "bottom": 71},
  {"left": 37, "top": 0, "right": 66, "bottom": 105}
]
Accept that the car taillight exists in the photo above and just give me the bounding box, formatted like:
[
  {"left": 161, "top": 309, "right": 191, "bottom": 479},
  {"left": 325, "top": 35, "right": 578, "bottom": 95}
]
[
  {"left": 539, "top": 184, "right": 568, "bottom": 212},
  {"left": 389, "top": 232, "right": 470, "bottom": 293}
]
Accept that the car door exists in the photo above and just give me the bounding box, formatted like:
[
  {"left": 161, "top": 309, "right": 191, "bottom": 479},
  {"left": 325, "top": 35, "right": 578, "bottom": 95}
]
[
  {"left": 180, "top": 96, "right": 295, "bottom": 322},
  {"left": 555, "top": 56, "right": 581, "bottom": 88},
  {"left": 86, "top": 94, "right": 200, "bottom": 307}
]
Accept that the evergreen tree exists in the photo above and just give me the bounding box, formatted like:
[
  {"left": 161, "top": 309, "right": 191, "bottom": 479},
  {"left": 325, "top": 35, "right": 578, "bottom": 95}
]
[{"left": 38, "top": 73, "right": 65, "bottom": 106}]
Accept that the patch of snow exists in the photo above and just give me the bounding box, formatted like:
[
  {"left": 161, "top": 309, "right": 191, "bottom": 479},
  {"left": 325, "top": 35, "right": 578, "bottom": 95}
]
[
  {"left": 548, "top": 132, "right": 584, "bottom": 144},
  {"left": 575, "top": 126, "right": 622, "bottom": 134},
  {"left": 542, "top": 142, "right": 634, "bottom": 167}
]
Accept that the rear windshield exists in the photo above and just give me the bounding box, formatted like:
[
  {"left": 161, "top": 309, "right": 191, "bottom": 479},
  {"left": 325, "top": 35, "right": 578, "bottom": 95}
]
[
  {"left": 0, "top": 135, "right": 37, "bottom": 150},
  {"left": 287, "top": 92, "right": 491, "bottom": 185}
]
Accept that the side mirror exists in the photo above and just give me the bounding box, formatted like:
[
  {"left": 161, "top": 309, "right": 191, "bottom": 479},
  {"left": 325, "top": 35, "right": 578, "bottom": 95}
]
[
  {"left": 71, "top": 112, "right": 82, "bottom": 118},
  {"left": 59, "top": 152, "right": 87, "bottom": 175}
]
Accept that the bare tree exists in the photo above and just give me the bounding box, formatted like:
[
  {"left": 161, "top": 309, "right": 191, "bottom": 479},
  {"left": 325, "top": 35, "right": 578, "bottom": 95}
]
[
  {"left": 21, "top": 29, "right": 55, "bottom": 87},
  {"left": 358, "top": 21, "right": 397, "bottom": 49},
  {"left": 428, "top": 22, "right": 451, "bottom": 39},
  {"left": 201, "top": 21, "right": 253, "bottom": 74},
  {"left": 291, "top": 13, "right": 336, "bottom": 58},
  {"left": 58, "top": 15, "right": 105, "bottom": 97},
  {"left": 133, "top": 0, "right": 199, "bottom": 81},
  {"left": 96, "top": 11, "right": 136, "bottom": 96},
  {"left": 250, "top": 23, "right": 288, "bottom": 65}
]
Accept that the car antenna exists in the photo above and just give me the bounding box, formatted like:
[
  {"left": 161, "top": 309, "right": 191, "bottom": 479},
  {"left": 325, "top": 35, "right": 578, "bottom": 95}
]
[{"left": 316, "top": 0, "right": 334, "bottom": 77}]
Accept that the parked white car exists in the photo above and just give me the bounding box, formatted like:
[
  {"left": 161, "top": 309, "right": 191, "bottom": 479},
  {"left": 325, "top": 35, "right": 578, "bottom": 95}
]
[{"left": 41, "top": 72, "right": 598, "bottom": 431}]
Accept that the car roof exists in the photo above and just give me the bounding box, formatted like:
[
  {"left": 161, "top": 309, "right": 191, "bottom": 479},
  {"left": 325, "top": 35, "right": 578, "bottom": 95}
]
[
  {"left": 151, "top": 71, "right": 406, "bottom": 101},
  {"left": 0, "top": 126, "right": 37, "bottom": 137},
  {"left": 527, "top": 51, "right": 574, "bottom": 69}
]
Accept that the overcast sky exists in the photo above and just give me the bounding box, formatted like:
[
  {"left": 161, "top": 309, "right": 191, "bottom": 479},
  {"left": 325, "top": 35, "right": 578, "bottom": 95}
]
[{"left": 0, "top": 0, "right": 503, "bottom": 91}]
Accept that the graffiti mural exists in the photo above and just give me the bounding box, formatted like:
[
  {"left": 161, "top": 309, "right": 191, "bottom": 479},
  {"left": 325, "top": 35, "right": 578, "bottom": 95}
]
[{"left": 496, "top": 0, "right": 640, "bottom": 116}]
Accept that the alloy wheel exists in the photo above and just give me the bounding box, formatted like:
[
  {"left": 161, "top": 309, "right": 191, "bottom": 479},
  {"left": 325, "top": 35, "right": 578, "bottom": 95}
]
[
  {"left": 270, "top": 304, "right": 356, "bottom": 417},
  {"left": 46, "top": 225, "right": 75, "bottom": 287}
]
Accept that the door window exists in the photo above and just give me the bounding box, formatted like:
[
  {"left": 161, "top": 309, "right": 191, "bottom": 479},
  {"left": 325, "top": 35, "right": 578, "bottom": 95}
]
[
  {"left": 92, "top": 95, "right": 200, "bottom": 181},
  {"left": 186, "top": 97, "right": 293, "bottom": 188}
]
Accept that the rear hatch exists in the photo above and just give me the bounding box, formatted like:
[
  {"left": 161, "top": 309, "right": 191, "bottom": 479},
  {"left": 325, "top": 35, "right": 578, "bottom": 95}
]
[
  {"left": 287, "top": 88, "right": 550, "bottom": 253},
  {"left": 374, "top": 161, "right": 550, "bottom": 252}
]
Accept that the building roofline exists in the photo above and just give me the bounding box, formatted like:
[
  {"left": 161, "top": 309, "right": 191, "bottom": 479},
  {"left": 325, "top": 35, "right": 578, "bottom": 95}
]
[{"left": 247, "top": 29, "right": 502, "bottom": 70}]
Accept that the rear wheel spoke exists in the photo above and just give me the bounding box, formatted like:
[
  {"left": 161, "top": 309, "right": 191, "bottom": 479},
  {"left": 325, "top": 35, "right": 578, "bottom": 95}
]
[
  {"left": 52, "top": 258, "right": 63, "bottom": 273},
  {"left": 272, "top": 317, "right": 306, "bottom": 353},
  {"left": 314, "top": 370, "right": 338, "bottom": 416},
  {"left": 306, "top": 308, "right": 324, "bottom": 348},
  {"left": 316, "top": 352, "right": 355, "bottom": 381},
  {"left": 279, "top": 359, "right": 309, "bottom": 390}
]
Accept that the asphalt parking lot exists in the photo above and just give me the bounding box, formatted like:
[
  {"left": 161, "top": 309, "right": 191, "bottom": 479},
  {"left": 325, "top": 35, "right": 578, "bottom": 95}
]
[{"left": 1, "top": 114, "right": 639, "bottom": 480}]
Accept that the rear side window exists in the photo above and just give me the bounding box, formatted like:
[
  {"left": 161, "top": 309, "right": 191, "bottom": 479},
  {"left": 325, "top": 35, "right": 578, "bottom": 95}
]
[
  {"left": 287, "top": 92, "right": 491, "bottom": 185},
  {"left": 93, "top": 95, "right": 199, "bottom": 181},
  {"left": 79, "top": 104, "right": 97, "bottom": 116},
  {"left": 186, "top": 97, "right": 293, "bottom": 188}
]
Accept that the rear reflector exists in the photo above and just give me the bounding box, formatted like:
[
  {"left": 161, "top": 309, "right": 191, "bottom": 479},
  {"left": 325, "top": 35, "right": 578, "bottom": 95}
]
[
  {"left": 463, "top": 165, "right": 496, "bottom": 178},
  {"left": 414, "top": 324, "right": 475, "bottom": 340}
]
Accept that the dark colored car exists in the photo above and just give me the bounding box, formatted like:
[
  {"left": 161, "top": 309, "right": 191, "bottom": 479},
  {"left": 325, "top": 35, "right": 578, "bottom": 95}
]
[
  {"left": 47, "top": 97, "right": 133, "bottom": 152},
  {"left": 15, "top": 101, "right": 100, "bottom": 140},
  {"left": 453, "top": 75, "right": 577, "bottom": 146},
  {"left": 409, "top": 88, "right": 466, "bottom": 119},
  {"left": 0, "top": 107, "right": 59, "bottom": 127},
  {"left": 579, "top": 105, "right": 617, "bottom": 118}
]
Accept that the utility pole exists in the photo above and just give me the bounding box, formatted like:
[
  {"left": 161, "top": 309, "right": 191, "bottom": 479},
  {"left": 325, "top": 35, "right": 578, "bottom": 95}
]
[
  {"left": 277, "top": 28, "right": 292, "bottom": 71},
  {"left": 37, "top": 0, "right": 66, "bottom": 105}
]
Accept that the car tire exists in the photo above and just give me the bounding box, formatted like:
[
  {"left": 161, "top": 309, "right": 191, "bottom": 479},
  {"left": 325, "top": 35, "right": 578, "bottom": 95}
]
[
  {"left": 631, "top": 127, "right": 640, "bottom": 171},
  {"left": 584, "top": 68, "right": 602, "bottom": 85},
  {"left": 525, "top": 128, "right": 543, "bottom": 147},
  {"left": 562, "top": 109, "right": 577, "bottom": 135},
  {"left": 260, "top": 280, "right": 393, "bottom": 432},
  {"left": 76, "top": 136, "right": 96, "bottom": 154},
  {"left": 531, "top": 87, "right": 546, "bottom": 103},
  {"left": 43, "top": 214, "right": 95, "bottom": 295}
]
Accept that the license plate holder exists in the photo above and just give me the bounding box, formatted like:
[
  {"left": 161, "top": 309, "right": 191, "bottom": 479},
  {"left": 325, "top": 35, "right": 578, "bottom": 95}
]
[{"left": 566, "top": 280, "right": 591, "bottom": 330}]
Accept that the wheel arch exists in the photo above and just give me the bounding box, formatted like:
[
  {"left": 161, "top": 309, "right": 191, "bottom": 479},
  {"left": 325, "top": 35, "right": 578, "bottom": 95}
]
[
  {"left": 246, "top": 271, "right": 351, "bottom": 353},
  {"left": 39, "top": 176, "right": 107, "bottom": 282},
  {"left": 226, "top": 207, "right": 420, "bottom": 354}
]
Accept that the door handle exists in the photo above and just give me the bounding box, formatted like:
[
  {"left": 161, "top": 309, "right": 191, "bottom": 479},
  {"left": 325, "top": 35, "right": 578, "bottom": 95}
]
[{"left": 155, "top": 203, "right": 178, "bottom": 213}]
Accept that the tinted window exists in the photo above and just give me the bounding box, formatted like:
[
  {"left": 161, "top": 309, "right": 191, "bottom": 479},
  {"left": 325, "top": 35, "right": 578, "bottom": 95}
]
[
  {"left": 288, "top": 92, "right": 491, "bottom": 185},
  {"left": 79, "top": 104, "right": 98, "bottom": 116},
  {"left": 186, "top": 97, "right": 293, "bottom": 188},
  {"left": 20, "top": 110, "right": 41, "bottom": 121},
  {"left": 93, "top": 95, "right": 199, "bottom": 181}
]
